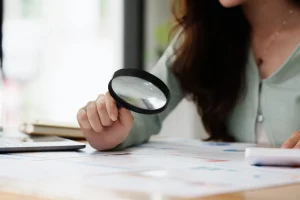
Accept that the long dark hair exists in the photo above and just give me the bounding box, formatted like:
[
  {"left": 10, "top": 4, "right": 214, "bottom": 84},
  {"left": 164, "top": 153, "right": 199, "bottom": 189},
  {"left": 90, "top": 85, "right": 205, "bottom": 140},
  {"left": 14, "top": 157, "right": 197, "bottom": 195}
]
[
  {"left": 171, "top": 1, "right": 251, "bottom": 142},
  {"left": 171, "top": 0, "right": 300, "bottom": 142}
]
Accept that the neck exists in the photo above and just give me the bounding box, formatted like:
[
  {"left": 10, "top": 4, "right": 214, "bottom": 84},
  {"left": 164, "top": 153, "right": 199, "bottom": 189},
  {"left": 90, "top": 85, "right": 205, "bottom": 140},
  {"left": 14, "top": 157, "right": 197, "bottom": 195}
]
[{"left": 242, "top": 0, "right": 300, "bottom": 38}]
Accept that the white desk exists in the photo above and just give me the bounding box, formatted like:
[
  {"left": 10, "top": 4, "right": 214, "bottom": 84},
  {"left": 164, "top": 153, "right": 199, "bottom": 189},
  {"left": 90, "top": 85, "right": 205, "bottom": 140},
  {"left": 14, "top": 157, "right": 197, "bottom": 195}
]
[{"left": 1, "top": 136, "right": 300, "bottom": 200}]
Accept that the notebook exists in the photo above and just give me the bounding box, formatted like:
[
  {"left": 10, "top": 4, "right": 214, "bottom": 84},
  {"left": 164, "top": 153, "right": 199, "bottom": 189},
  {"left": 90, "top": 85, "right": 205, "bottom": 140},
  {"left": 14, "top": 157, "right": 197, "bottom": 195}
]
[{"left": 19, "top": 120, "right": 84, "bottom": 139}]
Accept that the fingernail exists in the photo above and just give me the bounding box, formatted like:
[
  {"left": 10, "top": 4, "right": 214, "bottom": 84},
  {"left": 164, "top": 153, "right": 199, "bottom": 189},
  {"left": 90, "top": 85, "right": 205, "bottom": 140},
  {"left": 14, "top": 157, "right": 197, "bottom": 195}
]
[
  {"left": 97, "top": 95, "right": 104, "bottom": 102},
  {"left": 111, "top": 113, "right": 117, "bottom": 121},
  {"left": 97, "top": 98, "right": 104, "bottom": 104},
  {"left": 281, "top": 144, "right": 289, "bottom": 148}
]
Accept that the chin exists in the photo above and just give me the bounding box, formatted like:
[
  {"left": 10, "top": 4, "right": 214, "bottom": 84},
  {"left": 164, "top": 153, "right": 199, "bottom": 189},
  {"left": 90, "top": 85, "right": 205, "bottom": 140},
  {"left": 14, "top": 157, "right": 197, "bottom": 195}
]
[{"left": 219, "top": 0, "right": 248, "bottom": 8}]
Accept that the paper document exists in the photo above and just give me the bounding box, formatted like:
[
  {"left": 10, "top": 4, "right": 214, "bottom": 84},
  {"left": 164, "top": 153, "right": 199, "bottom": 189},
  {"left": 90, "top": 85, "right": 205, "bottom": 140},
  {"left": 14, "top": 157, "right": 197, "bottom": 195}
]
[{"left": 1, "top": 137, "right": 300, "bottom": 199}]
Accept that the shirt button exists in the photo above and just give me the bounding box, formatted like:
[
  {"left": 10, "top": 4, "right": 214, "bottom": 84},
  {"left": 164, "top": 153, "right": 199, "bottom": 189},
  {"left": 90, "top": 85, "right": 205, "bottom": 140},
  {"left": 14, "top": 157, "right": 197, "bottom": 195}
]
[{"left": 257, "top": 114, "right": 264, "bottom": 122}]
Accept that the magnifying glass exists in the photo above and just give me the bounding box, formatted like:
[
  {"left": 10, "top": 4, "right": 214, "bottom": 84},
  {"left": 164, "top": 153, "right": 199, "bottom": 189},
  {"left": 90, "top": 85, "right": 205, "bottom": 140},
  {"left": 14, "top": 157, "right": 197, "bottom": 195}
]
[{"left": 108, "top": 69, "right": 170, "bottom": 114}]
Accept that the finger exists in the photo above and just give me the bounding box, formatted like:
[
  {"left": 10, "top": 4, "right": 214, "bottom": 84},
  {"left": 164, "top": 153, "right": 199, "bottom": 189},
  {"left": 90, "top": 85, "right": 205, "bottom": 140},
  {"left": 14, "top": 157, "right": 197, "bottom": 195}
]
[
  {"left": 281, "top": 131, "right": 300, "bottom": 148},
  {"left": 96, "top": 95, "right": 113, "bottom": 126},
  {"left": 86, "top": 101, "right": 103, "bottom": 132},
  {"left": 118, "top": 107, "right": 134, "bottom": 127},
  {"left": 77, "top": 107, "right": 92, "bottom": 130},
  {"left": 294, "top": 140, "right": 300, "bottom": 149},
  {"left": 105, "top": 92, "right": 118, "bottom": 121}
]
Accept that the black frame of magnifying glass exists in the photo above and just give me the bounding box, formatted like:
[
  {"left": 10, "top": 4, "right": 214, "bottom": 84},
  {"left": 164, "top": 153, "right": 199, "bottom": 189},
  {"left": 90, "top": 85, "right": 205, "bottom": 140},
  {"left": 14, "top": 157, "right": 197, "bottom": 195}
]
[{"left": 108, "top": 68, "right": 170, "bottom": 114}]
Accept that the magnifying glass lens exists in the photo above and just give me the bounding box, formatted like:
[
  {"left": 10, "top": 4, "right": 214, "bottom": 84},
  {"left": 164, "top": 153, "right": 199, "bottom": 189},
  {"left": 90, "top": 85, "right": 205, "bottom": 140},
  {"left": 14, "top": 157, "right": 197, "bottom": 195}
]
[
  {"left": 111, "top": 76, "right": 167, "bottom": 110},
  {"left": 108, "top": 69, "right": 170, "bottom": 114}
]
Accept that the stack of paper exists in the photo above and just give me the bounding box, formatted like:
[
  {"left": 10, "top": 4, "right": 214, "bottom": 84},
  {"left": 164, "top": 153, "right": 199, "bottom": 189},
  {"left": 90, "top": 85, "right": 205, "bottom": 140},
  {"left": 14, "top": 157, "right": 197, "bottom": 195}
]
[{"left": 19, "top": 120, "right": 84, "bottom": 138}]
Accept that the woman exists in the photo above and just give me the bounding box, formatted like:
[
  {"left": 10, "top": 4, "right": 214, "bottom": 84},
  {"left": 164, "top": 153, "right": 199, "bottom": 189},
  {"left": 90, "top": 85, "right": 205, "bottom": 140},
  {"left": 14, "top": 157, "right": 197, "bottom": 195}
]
[{"left": 77, "top": 0, "right": 300, "bottom": 150}]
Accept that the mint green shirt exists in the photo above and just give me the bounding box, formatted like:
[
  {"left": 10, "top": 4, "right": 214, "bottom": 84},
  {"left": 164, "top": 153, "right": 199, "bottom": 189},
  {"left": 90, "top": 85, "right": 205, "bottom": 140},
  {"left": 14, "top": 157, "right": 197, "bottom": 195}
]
[{"left": 114, "top": 40, "right": 300, "bottom": 150}]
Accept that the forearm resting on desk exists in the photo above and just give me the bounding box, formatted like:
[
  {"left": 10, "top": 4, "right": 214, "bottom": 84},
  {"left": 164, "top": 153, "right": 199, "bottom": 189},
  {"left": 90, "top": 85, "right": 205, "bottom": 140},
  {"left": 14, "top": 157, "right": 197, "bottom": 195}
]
[{"left": 112, "top": 113, "right": 162, "bottom": 150}]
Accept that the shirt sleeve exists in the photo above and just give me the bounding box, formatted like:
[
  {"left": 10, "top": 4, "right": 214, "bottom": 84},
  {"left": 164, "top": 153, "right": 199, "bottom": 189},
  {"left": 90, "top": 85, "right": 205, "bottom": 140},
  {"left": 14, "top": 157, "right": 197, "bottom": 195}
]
[{"left": 112, "top": 36, "right": 184, "bottom": 150}]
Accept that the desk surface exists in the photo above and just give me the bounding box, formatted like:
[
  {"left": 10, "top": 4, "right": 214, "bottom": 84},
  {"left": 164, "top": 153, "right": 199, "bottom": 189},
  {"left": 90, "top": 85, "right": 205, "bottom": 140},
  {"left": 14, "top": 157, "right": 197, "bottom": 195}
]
[
  {"left": 1, "top": 183, "right": 300, "bottom": 200},
  {"left": 1, "top": 136, "right": 300, "bottom": 200}
]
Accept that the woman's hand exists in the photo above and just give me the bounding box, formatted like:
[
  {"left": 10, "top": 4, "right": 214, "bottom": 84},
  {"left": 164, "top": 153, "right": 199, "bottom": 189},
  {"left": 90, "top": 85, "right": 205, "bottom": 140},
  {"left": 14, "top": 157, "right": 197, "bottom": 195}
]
[
  {"left": 281, "top": 131, "right": 300, "bottom": 149},
  {"left": 77, "top": 92, "right": 134, "bottom": 151}
]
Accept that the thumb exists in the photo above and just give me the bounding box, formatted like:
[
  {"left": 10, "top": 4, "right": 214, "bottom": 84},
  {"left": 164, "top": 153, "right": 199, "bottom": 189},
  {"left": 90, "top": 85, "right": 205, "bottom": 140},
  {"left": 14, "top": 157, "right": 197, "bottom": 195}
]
[{"left": 118, "top": 107, "right": 134, "bottom": 127}]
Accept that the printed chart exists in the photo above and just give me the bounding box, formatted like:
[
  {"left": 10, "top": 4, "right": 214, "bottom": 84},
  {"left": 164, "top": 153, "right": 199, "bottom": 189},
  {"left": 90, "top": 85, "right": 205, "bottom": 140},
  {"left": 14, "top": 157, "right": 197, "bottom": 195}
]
[{"left": 1, "top": 137, "right": 300, "bottom": 199}]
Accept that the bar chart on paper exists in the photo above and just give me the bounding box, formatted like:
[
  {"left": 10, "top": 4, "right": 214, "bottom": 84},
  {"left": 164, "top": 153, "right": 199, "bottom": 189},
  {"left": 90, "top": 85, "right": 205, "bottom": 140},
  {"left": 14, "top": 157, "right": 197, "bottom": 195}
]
[{"left": 1, "top": 137, "right": 300, "bottom": 199}]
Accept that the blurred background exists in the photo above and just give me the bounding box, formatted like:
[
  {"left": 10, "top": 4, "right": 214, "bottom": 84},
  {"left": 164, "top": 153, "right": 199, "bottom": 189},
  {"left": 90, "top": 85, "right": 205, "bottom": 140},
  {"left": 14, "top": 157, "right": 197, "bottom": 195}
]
[{"left": 0, "top": 0, "right": 206, "bottom": 139}]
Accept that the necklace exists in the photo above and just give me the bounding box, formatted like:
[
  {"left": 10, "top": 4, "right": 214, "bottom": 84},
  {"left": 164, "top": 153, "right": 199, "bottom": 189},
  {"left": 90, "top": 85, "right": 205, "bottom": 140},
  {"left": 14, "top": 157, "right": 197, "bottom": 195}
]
[{"left": 256, "top": 10, "right": 294, "bottom": 67}]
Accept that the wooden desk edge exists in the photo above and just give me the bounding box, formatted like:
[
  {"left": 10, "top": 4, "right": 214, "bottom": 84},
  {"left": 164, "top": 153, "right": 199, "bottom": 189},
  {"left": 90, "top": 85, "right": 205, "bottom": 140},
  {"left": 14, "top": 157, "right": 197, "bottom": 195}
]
[{"left": 1, "top": 183, "right": 300, "bottom": 200}]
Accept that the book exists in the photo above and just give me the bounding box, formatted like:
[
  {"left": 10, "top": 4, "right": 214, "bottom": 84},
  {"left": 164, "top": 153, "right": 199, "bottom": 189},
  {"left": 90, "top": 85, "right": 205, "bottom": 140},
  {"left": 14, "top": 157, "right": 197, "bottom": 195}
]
[{"left": 19, "top": 120, "right": 84, "bottom": 139}]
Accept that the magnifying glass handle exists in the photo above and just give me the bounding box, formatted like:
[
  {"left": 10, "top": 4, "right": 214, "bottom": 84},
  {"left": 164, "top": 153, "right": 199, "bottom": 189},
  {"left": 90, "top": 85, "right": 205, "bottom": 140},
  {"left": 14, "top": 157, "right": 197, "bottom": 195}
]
[{"left": 116, "top": 104, "right": 121, "bottom": 109}]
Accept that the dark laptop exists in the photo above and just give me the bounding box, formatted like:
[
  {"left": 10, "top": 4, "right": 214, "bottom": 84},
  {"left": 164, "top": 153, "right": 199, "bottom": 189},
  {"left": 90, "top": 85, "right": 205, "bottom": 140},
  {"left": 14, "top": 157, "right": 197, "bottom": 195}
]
[{"left": 0, "top": 132, "right": 86, "bottom": 153}]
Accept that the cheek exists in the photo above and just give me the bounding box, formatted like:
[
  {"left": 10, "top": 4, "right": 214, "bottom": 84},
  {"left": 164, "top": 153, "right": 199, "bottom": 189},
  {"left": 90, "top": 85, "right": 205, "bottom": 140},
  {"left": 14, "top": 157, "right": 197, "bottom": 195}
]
[{"left": 219, "top": 0, "right": 249, "bottom": 7}]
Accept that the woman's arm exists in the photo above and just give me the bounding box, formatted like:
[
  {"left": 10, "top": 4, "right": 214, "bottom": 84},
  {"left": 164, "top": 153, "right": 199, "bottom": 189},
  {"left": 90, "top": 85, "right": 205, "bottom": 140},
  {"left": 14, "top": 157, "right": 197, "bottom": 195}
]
[{"left": 112, "top": 38, "right": 184, "bottom": 150}]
